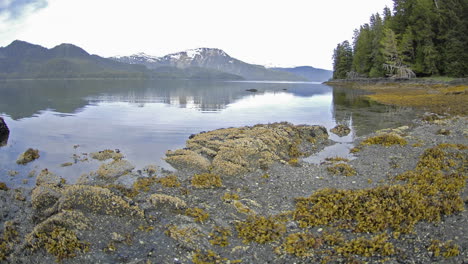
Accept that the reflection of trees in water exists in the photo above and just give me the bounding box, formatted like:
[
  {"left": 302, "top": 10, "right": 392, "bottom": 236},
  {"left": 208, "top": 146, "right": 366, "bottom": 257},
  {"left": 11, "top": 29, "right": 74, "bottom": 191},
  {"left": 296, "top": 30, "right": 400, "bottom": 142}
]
[
  {"left": 331, "top": 86, "right": 416, "bottom": 137},
  {"left": 1, "top": 80, "right": 330, "bottom": 119}
]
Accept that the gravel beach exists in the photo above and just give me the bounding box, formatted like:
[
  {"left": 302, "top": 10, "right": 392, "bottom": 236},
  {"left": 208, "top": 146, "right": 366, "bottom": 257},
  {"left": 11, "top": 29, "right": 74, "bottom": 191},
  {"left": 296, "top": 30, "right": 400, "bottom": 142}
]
[{"left": 0, "top": 114, "right": 466, "bottom": 264}]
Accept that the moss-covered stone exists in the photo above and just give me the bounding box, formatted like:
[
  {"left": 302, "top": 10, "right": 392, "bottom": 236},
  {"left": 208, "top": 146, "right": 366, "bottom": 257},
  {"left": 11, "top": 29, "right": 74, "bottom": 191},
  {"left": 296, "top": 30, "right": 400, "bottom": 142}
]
[{"left": 16, "top": 148, "right": 40, "bottom": 165}]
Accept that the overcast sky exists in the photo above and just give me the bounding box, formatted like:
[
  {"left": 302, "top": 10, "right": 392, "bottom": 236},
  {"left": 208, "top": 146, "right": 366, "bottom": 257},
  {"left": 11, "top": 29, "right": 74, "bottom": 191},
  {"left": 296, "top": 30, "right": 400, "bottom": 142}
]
[{"left": 0, "top": 0, "right": 394, "bottom": 70}]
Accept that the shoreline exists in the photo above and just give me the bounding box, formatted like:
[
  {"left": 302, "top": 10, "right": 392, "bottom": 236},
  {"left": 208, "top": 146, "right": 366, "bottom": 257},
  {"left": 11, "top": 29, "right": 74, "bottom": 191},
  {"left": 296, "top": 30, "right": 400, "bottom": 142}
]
[
  {"left": 0, "top": 113, "right": 466, "bottom": 263},
  {"left": 325, "top": 78, "right": 468, "bottom": 116}
]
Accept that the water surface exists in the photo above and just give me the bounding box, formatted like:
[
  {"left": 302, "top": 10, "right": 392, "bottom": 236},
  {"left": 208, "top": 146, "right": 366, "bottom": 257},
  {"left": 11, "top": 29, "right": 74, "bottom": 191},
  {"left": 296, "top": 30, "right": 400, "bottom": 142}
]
[{"left": 0, "top": 79, "right": 415, "bottom": 186}]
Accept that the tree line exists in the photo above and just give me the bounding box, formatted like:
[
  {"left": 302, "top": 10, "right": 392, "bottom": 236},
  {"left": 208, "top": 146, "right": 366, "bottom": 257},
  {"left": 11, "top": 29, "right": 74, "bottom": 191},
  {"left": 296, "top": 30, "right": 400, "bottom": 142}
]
[{"left": 333, "top": 0, "right": 467, "bottom": 79}]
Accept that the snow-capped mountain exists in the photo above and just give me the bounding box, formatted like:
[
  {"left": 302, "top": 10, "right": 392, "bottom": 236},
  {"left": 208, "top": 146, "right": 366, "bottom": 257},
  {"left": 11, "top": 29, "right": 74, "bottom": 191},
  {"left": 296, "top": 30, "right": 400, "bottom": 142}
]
[
  {"left": 112, "top": 52, "right": 164, "bottom": 69},
  {"left": 111, "top": 48, "right": 306, "bottom": 81}
]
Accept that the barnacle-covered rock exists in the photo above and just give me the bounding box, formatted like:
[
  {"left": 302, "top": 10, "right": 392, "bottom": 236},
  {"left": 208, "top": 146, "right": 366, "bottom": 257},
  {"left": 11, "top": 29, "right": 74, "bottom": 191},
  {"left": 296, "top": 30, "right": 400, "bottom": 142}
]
[
  {"left": 330, "top": 124, "right": 351, "bottom": 137},
  {"left": 36, "top": 169, "right": 63, "bottom": 186},
  {"left": 96, "top": 160, "right": 135, "bottom": 179},
  {"left": 165, "top": 122, "right": 328, "bottom": 176},
  {"left": 16, "top": 148, "right": 40, "bottom": 165},
  {"left": 57, "top": 185, "right": 143, "bottom": 217}
]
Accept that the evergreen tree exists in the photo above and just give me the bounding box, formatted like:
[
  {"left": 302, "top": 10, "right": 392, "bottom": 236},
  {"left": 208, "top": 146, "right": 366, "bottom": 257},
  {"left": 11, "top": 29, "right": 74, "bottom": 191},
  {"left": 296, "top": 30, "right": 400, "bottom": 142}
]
[
  {"left": 333, "top": 41, "right": 353, "bottom": 79},
  {"left": 332, "top": 0, "right": 467, "bottom": 78}
]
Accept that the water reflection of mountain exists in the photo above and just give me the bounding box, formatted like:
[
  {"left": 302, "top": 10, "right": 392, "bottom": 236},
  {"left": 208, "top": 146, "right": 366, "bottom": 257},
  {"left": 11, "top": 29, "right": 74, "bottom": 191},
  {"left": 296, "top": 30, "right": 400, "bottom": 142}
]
[
  {"left": 331, "top": 86, "right": 417, "bottom": 136},
  {"left": 0, "top": 80, "right": 331, "bottom": 119}
]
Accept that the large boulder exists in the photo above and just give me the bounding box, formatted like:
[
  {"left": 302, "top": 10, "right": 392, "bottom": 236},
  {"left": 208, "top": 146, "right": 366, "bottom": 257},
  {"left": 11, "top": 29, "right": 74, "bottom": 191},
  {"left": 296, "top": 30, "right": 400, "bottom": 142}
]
[
  {"left": 165, "top": 122, "right": 328, "bottom": 176},
  {"left": 0, "top": 117, "right": 9, "bottom": 146}
]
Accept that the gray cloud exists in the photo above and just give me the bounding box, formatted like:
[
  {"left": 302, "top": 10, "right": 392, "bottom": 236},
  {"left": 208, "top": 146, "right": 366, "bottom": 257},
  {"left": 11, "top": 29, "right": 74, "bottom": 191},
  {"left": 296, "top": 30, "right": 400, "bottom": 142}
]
[{"left": 0, "top": 0, "right": 48, "bottom": 21}]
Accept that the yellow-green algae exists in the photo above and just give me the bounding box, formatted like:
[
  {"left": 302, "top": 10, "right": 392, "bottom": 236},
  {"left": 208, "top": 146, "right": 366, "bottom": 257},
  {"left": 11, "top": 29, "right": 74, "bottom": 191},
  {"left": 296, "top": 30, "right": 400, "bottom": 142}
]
[
  {"left": 325, "top": 157, "right": 350, "bottom": 163},
  {"left": 221, "top": 192, "right": 240, "bottom": 202},
  {"left": 361, "top": 133, "right": 407, "bottom": 147},
  {"left": 192, "top": 250, "right": 240, "bottom": 264},
  {"left": 294, "top": 144, "right": 466, "bottom": 233},
  {"left": 336, "top": 233, "right": 395, "bottom": 257},
  {"left": 0, "top": 221, "right": 18, "bottom": 261},
  {"left": 164, "top": 224, "right": 202, "bottom": 249},
  {"left": 185, "top": 207, "right": 210, "bottom": 223},
  {"left": 34, "top": 227, "right": 89, "bottom": 261},
  {"left": 235, "top": 215, "right": 286, "bottom": 244},
  {"left": 276, "top": 232, "right": 323, "bottom": 257},
  {"left": 133, "top": 176, "right": 158, "bottom": 192},
  {"left": 191, "top": 173, "right": 223, "bottom": 188},
  {"left": 329, "top": 82, "right": 468, "bottom": 116},
  {"left": 156, "top": 175, "right": 181, "bottom": 187},
  {"left": 209, "top": 226, "right": 232, "bottom": 247},
  {"left": 326, "top": 163, "right": 357, "bottom": 176},
  {"left": 427, "top": 240, "right": 460, "bottom": 258}
]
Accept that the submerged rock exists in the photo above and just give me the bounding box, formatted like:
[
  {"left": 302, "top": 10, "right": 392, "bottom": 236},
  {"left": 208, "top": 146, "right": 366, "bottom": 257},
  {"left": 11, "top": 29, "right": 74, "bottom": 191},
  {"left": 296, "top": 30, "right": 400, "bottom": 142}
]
[
  {"left": 16, "top": 148, "right": 40, "bottom": 165},
  {"left": 330, "top": 124, "right": 351, "bottom": 137},
  {"left": 0, "top": 117, "right": 9, "bottom": 147},
  {"left": 165, "top": 122, "right": 328, "bottom": 176}
]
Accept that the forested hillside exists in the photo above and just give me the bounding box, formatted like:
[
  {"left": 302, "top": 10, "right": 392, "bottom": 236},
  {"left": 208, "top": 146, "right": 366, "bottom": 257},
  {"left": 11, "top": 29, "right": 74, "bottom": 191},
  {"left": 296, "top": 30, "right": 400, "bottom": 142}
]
[{"left": 333, "top": 0, "right": 467, "bottom": 79}]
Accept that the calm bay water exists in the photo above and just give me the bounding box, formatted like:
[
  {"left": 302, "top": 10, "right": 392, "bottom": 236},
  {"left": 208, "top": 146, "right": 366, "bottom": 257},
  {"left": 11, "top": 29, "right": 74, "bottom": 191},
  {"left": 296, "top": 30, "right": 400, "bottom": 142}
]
[{"left": 0, "top": 79, "right": 415, "bottom": 186}]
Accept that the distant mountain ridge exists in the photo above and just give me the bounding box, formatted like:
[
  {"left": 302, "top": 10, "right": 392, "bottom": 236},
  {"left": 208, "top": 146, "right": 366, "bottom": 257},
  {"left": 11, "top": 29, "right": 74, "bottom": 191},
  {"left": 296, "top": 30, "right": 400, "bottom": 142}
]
[
  {"left": 271, "top": 66, "right": 333, "bottom": 82},
  {"left": 0, "top": 41, "right": 242, "bottom": 80},
  {"left": 0, "top": 40, "right": 329, "bottom": 81},
  {"left": 111, "top": 48, "right": 307, "bottom": 81}
]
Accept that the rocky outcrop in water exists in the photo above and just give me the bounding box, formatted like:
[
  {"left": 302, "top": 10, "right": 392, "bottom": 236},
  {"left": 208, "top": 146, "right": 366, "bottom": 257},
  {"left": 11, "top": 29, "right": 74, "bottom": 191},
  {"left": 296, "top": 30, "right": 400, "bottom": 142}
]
[
  {"left": 165, "top": 122, "right": 329, "bottom": 176},
  {"left": 0, "top": 117, "right": 9, "bottom": 147}
]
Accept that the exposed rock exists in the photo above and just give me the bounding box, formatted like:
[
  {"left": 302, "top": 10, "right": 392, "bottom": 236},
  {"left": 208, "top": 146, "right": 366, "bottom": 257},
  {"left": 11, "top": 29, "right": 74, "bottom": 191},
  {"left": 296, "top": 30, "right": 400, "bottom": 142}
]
[
  {"left": 149, "top": 194, "right": 187, "bottom": 209},
  {"left": 0, "top": 117, "right": 9, "bottom": 147},
  {"left": 165, "top": 122, "right": 328, "bottom": 176},
  {"left": 16, "top": 148, "right": 40, "bottom": 165},
  {"left": 165, "top": 149, "right": 211, "bottom": 172},
  {"left": 90, "top": 149, "right": 123, "bottom": 161},
  {"left": 58, "top": 185, "right": 143, "bottom": 217},
  {"left": 96, "top": 160, "right": 135, "bottom": 179},
  {"left": 330, "top": 124, "right": 351, "bottom": 137},
  {"left": 36, "top": 169, "right": 63, "bottom": 186},
  {"left": 31, "top": 185, "right": 62, "bottom": 211}
]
